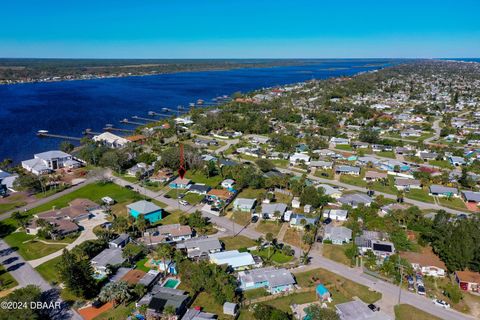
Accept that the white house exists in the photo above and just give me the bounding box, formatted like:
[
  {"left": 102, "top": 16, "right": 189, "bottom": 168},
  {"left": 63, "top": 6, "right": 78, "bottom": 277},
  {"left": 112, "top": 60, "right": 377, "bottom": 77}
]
[
  {"left": 291, "top": 197, "right": 301, "bottom": 209},
  {"left": 232, "top": 198, "right": 256, "bottom": 212},
  {"left": 289, "top": 153, "right": 310, "bottom": 165},
  {"left": 221, "top": 179, "right": 236, "bottom": 189},
  {"left": 93, "top": 132, "right": 129, "bottom": 148},
  {"left": 323, "top": 209, "right": 348, "bottom": 222},
  {"left": 400, "top": 247, "right": 446, "bottom": 277},
  {"left": 22, "top": 150, "right": 81, "bottom": 175}
]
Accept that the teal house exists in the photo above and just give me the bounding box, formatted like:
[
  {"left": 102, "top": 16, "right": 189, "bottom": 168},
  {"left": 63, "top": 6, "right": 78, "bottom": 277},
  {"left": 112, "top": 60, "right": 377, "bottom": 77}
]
[
  {"left": 127, "top": 200, "right": 162, "bottom": 224},
  {"left": 316, "top": 283, "right": 330, "bottom": 301}
]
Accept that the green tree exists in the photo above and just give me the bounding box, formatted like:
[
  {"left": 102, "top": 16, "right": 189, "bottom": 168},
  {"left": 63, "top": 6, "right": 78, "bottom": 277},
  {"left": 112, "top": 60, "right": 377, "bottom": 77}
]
[
  {"left": 57, "top": 249, "right": 97, "bottom": 298},
  {"left": 304, "top": 304, "right": 340, "bottom": 320},
  {"left": 98, "top": 281, "right": 132, "bottom": 306},
  {"left": 255, "top": 159, "right": 275, "bottom": 172},
  {"left": 59, "top": 140, "right": 75, "bottom": 153},
  {"left": 122, "top": 243, "right": 145, "bottom": 264},
  {"left": 0, "top": 285, "right": 42, "bottom": 320}
]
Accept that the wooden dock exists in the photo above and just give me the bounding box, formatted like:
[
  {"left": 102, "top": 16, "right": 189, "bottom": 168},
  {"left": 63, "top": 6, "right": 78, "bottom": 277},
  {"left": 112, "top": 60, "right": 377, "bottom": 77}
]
[
  {"left": 104, "top": 127, "right": 134, "bottom": 133},
  {"left": 132, "top": 115, "right": 157, "bottom": 122},
  {"left": 148, "top": 111, "right": 171, "bottom": 117},
  {"left": 36, "top": 131, "right": 82, "bottom": 141}
]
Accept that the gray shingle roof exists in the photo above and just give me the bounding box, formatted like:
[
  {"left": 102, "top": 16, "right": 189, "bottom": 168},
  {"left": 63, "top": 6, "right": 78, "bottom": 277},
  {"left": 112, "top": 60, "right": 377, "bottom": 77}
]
[{"left": 127, "top": 200, "right": 162, "bottom": 214}]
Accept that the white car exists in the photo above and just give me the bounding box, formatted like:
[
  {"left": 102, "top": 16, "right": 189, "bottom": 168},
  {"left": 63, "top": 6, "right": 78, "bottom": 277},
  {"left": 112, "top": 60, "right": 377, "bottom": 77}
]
[
  {"left": 432, "top": 299, "right": 450, "bottom": 309},
  {"left": 179, "top": 200, "right": 190, "bottom": 206}
]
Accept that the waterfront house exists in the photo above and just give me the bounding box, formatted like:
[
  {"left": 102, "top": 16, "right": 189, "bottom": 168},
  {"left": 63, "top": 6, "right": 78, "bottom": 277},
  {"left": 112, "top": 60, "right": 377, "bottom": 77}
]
[
  {"left": 127, "top": 200, "right": 163, "bottom": 224},
  {"left": 209, "top": 250, "right": 258, "bottom": 271},
  {"left": 238, "top": 267, "right": 295, "bottom": 294},
  {"left": 22, "top": 150, "right": 81, "bottom": 175},
  {"left": 323, "top": 225, "right": 352, "bottom": 244},
  {"left": 92, "top": 132, "right": 129, "bottom": 148},
  {"left": 429, "top": 185, "right": 459, "bottom": 197},
  {"left": 232, "top": 198, "right": 256, "bottom": 212},
  {"left": 169, "top": 177, "right": 191, "bottom": 189}
]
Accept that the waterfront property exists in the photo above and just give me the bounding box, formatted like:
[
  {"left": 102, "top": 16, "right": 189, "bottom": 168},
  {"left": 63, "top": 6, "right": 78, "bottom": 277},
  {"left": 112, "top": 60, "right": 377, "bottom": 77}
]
[
  {"left": 22, "top": 150, "right": 81, "bottom": 175},
  {"left": 127, "top": 200, "right": 163, "bottom": 224}
]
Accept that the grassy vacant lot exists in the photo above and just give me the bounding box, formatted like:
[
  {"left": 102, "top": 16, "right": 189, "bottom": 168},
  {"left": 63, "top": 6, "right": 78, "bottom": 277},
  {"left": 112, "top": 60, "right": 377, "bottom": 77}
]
[
  {"left": 322, "top": 244, "right": 352, "bottom": 266},
  {"left": 405, "top": 188, "right": 435, "bottom": 203},
  {"left": 335, "top": 144, "right": 353, "bottom": 151},
  {"left": 230, "top": 211, "right": 251, "bottom": 226},
  {"left": 314, "top": 169, "right": 334, "bottom": 180},
  {"left": 429, "top": 160, "right": 454, "bottom": 169},
  {"left": 283, "top": 228, "right": 308, "bottom": 250},
  {"left": 185, "top": 170, "right": 223, "bottom": 188},
  {"left": 255, "top": 221, "right": 282, "bottom": 237},
  {"left": 0, "top": 194, "right": 28, "bottom": 214},
  {"left": 375, "top": 151, "right": 396, "bottom": 159},
  {"left": 0, "top": 266, "right": 18, "bottom": 290},
  {"left": 28, "top": 182, "right": 142, "bottom": 215},
  {"left": 159, "top": 209, "right": 184, "bottom": 225},
  {"left": 190, "top": 292, "right": 234, "bottom": 320},
  {"left": 220, "top": 235, "right": 256, "bottom": 250},
  {"left": 394, "top": 304, "right": 441, "bottom": 320},
  {"left": 183, "top": 193, "right": 205, "bottom": 205},
  {"left": 237, "top": 188, "right": 265, "bottom": 199},
  {"left": 263, "top": 291, "right": 318, "bottom": 312},
  {"left": 251, "top": 249, "right": 294, "bottom": 264},
  {"left": 4, "top": 232, "right": 67, "bottom": 261},
  {"left": 438, "top": 197, "right": 467, "bottom": 210},
  {"left": 243, "top": 287, "right": 268, "bottom": 300},
  {"left": 93, "top": 301, "right": 135, "bottom": 320},
  {"left": 35, "top": 255, "right": 62, "bottom": 283},
  {"left": 295, "top": 268, "right": 381, "bottom": 304},
  {"left": 339, "top": 174, "right": 367, "bottom": 188}
]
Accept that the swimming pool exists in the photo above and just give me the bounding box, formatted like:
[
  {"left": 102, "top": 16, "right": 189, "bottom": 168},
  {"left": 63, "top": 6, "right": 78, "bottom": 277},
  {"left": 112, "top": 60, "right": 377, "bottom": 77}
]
[{"left": 163, "top": 279, "right": 180, "bottom": 289}]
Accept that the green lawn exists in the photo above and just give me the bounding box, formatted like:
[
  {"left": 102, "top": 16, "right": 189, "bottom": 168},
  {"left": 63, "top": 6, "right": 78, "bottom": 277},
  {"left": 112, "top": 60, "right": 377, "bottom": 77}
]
[
  {"left": 93, "top": 302, "right": 135, "bottom": 320},
  {"left": 394, "top": 304, "right": 441, "bottom": 320},
  {"left": 237, "top": 188, "right": 266, "bottom": 199},
  {"left": 183, "top": 193, "right": 205, "bottom": 205},
  {"left": 294, "top": 268, "right": 381, "bottom": 304},
  {"left": 375, "top": 151, "right": 396, "bottom": 159},
  {"left": 0, "top": 265, "right": 18, "bottom": 290},
  {"left": 263, "top": 291, "right": 318, "bottom": 312},
  {"left": 220, "top": 235, "right": 257, "bottom": 250},
  {"left": 438, "top": 197, "right": 467, "bottom": 210},
  {"left": 35, "top": 255, "right": 62, "bottom": 284},
  {"left": 339, "top": 174, "right": 367, "bottom": 187},
  {"left": 230, "top": 211, "right": 252, "bottom": 226},
  {"left": 429, "top": 160, "right": 454, "bottom": 169},
  {"left": 28, "top": 182, "right": 142, "bottom": 215},
  {"left": 335, "top": 144, "right": 353, "bottom": 151},
  {"left": 251, "top": 249, "right": 294, "bottom": 264},
  {"left": 405, "top": 188, "right": 435, "bottom": 203},
  {"left": 271, "top": 159, "right": 289, "bottom": 168},
  {"left": 0, "top": 193, "right": 28, "bottom": 214},
  {"left": 190, "top": 292, "right": 233, "bottom": 320},
  {"left": 243, "top": 287, "right": 268, "bottom": 300},
  {"left": 322, "top": 244, "right": 352, "bottom": 266},
  {"left": 159, "top": 210, "right": 184, "bottom": 225},
  {"left": 314, "top": 169, "right": 334, "bottom": 180},
  {"left": 185, "top": 170, "right": 223, "bottom": 188},
  {"left": 135, "top": 257, "right": 151, "bottom": 272},
  {"left": 4, "top": 232, "right": 67, "bottom": 261},
  {"left": 255, "top": 221, "right": 282, "bottom": 237}
]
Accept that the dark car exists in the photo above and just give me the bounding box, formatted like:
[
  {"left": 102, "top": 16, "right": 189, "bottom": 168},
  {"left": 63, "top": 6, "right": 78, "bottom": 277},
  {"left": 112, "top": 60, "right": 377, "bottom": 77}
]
[
  {"left": 368, "top": 304, "right": 380, "bottom": 312},
  {"left": 92, "top": 300, "right": 103, "bottom": 308},
  {"left": 321, "top": 172, "right": 329, "bottom": 177},
  {"left": 125, "top": 185, "right": 134, "bottom": 190},
  {"left": 164, "top": 194, "right": 172, "bottom": 199},
  {"left": 251, "top": 216, "right": 259, "bottom": 223},
  {"left": 323, "top": 217, "right": 332, "bottom": 225}
]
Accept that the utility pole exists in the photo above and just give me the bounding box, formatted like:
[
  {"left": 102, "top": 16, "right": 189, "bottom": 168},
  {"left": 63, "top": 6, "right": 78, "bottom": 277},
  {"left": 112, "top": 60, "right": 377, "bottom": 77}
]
[{"left": 397, "top": 253, "right": 404, "bottom": 305}]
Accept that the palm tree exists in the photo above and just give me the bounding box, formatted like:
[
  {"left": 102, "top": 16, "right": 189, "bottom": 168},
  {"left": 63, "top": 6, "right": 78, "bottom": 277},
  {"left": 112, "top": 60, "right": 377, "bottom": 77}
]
[
  {"left": 300, "top": 251, "right": 310, "bottom": 265},
  {"left": 99, "top": 281, "right": 131, "bottom": 306},
  {"left": 155, "top": 244, "right": 173, "bottom": 276},
  {"left": 255, "top": 236, "right": 264, "bottom": 251},
  {"left": 265, "top": 232, "right": 274, "bottom": 258}
]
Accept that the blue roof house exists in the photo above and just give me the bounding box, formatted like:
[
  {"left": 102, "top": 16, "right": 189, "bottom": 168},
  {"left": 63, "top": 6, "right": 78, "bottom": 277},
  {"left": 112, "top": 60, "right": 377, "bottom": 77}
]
[{"left": 127, "top": 200, "right": 163, "bottom": 224}]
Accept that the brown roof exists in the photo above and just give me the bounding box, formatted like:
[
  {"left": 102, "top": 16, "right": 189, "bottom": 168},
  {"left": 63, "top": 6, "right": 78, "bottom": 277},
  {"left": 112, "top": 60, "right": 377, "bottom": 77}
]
[
  {"left": 53, "top": 219, "right": 80, "bottom": 234},
  {"left": 37, "top": 198, "right": 96, "bottom": 220},
  {"left": 151, "top": 170, "right": 173, "bottom": 179},
  {"left": 207, "top": 189, "right": 233, "bottom": 200},
  {"left": 121, "top": 269, "right": 146, "bottom": 285},
  {"left": 400, "top": 247, "right": 446, "bottom": 270},
  {"left": 456, "top": 270, "right": 480, "bottom": 284},
  {"left": 365, "top": 171, "right": 387, "bottom": 179},
  {"left": 126, "top": 135, "right": 146, "bottom": 142}
]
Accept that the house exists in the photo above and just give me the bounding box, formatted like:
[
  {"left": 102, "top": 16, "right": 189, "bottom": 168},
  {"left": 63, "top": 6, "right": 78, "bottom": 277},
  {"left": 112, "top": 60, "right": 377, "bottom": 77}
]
[
  {"left": 146, "top": 288, "right": 190, "bottom": 318},
  {"left": 188, "top": 183, "right": 211, "bottom": 195},
  {"left": 182, "top": 308, "right": 216, "bottom": 320},
  {"left": 304, "top": 204, "right": 312, "bottom": 213},
  {"left": 91, "top": 248, "right": 126, "bottom": 277},
  {"left": 176, "top": 237, "right": 222, "bottom": 259},
  {"left": 394, "top": 178, "right": 421, "bottom": 191},
  {"left": 289, "top": 153, "right": 311, "bottom": 165},
  {"left": 207, "top": 189, "right": 234, "bottom": 202},
  {"left": 209, "top": 250, "right": 258, "bottom": 271},
  {"left": 92, "top": 132, "right": 129, "bottom": 148},
  {"left": 429, "top": 185, "right": 459, "bottom": 197},
  {"left": 380, "top": 203, "right": 410, "bottom": 216},
  {"left": 400, "top": 247, "right": 446, "bottom": 277},
  {"left": 335, "top": 300, "right": 392, "bottom": 320},
  {"left": 338, "top": 193, "right": 372, "bottom": 208},
  {"left": 109, "top": 233, "right": 130, "bottom": 248},
  {"left": 323, "top": 209, "right": 348, "bottom": 222},
  {"left": 232, "top": 198, "right": 256, "bottom": 212},
  {"left": 308, "top": 160, "right": 333, "bottom": 169},
  {"left": 193, "top": 138, "right": 218, "bottom": 147},
  {"left": 22, "top": 150, "right": 81, "bottom": 175},
  {"left": 455, "top": 270, "right": 480, "bottom": 293},
  {"left": 418, "top": 151, "right": 438, "bottom": 161},
  {"left": 330, "top": 137, "right": 350, "bottom": 146},
  {"left": 260, "top": 203, "right": 287, "bottom": 220},
  {"left": 462, "top": 190, "right": 480, "bottom": 204},
  {"left": 364, "top": 171, "right": 387, "bottom": 182},
  {"left": 335, "top": 165, "right": 360, "bottom": 175},
  {"left": 223, "top": 302, "right": 238, "bottom": 316},
  {"left": 449, "top": 156, "right": 466, "bottom": 166},
  {"left": 126, "top": 134, "right": 147, "bottom": 144},
  {"left": 317, "top": 184, "right": 342, "bottom": 198},
  {"left": 126, "top": 162, "right": 154, "bottom": 177},
  {"left": 291, "top": 197, "right": 301, "bottom": 209},
  {"left": 127, "top": 200, "right": 163, "bottom": 224},
  {"left": 323, "top": 225, "right": 352, "bottom": 244},
  {"left": 290, "top": 214, "right": 318, "bottom": 229},
  {"left": 169, "top": 177, "right": 191, "bottom": 189},
  {"left": 356, "top": 237, "right": 395, "bottom": 258},
  {"left": 149, "top": 169, "right": 173, "bottom": 183},
  {"left": 221, "top": 179, "right": 235, "bottom": 189},
  {"left": 238, "top": 267, "right": 296, "bottom": 294},
  {"left": 378, "top": 159, "right": 410, "bottom": 172},
  {"left": 143, "top": 224, "right": 193, "bottom": 243}
]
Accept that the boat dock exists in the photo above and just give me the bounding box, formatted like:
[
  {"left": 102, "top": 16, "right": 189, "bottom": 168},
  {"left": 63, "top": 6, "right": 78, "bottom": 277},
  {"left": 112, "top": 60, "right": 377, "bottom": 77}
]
[
  {"left": 120, "top": 119, "right": 145, "bottom": 126},
  {"left": 132, "top": 115, "right": 157, "bottom": 122},
  {"left": 148, "top": 111, "right": 171, "bottom": 117},
  {"left": 36, "top": 130, "right": 82, "bottom": 141},
  {"left": 83, "top": 128, "right": 103, "bottom": 135},
  {"left": 104, "top": 126, "right": 134, "bottom": 133}
]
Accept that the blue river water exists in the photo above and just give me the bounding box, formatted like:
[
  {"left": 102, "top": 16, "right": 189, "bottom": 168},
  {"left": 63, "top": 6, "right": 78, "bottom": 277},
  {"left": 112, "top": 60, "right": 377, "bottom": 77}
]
[{"left": 0, "top": 59, "right": 399, "bottom": 162}]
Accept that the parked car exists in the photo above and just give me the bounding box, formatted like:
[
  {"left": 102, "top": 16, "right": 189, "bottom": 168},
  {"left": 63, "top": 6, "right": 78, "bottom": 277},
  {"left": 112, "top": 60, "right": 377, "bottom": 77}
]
[
  {"left": 323, "top": 217, "right": 332, "bottom": 225},
  {"left": 417, "top": 285, "right": 426, "bottom": 295},
  {"left": 251, "top": 216, "right": 259, "bottom": 223},
  {"left": 432, "top": 299, "right": 450, "bottom": 309},
  {"left": 125, "top": 185, "right": 134, "bottom": 190},
  {"left": 407, "top": 275, "right": 414, "bottom": 285},
  {"left": 368, "top": 304, "right": 380, "bottom": 312},
  {"left": 179, "top": 200, "right": 189, "bottom": 206},
  {"left": 177, "top": 193, "right": 185, "bottom": 199},
  {"left": 164, "top": 194, "right": 171, "bottom": 199}
]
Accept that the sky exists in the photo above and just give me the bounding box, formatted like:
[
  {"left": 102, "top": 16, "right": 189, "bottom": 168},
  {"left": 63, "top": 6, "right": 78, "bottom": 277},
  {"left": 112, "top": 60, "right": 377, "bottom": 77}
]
[{"left": 0, "top": 0, "right": 479, "bottom": 59}]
